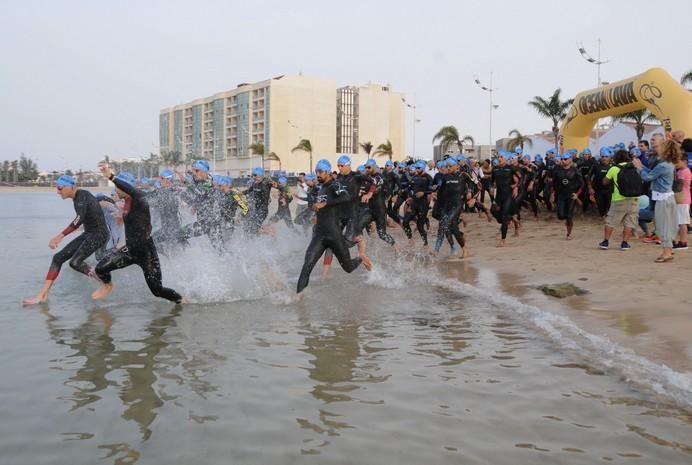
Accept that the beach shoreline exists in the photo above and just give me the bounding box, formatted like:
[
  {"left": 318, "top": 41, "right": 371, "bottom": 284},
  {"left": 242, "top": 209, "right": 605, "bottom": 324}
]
[{"left": 436, "top": 211, "right": 692, "bottom": 374}]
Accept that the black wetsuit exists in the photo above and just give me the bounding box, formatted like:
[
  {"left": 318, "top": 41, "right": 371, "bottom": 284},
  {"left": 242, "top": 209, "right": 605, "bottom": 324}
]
[
  {"left": 336, "top": 170, "right": 364, "bottom": 242},
  {"left": 269, "top": 185, "right": 294, "bottom": 229},
  {"left": 181, "top": 177, "right": 216, "bottom": 238},
  {"left": 244, "top": 178, "right": 273, "bottom": 235},
  {"left": 149, "top": 187, "right": 187, "bottom": 248},
  {"left": 356, "top": 172, "right": 395, "bottom": 246},
  {"left": 402, "top": 173, "right": 432, "bottom": 245},
  {"left": 577, "top": 157, "right": 596, "bottom": 213},
  {"left": 592, "top": 160, "right": 613, "bottom": 217},
  {"left": 435, "top": 172, "right": 467, "bottom": 249},
  {"left": 383, "top": 168, "right": 398, "bottom": 222},
  {"left": 297, "top": 179, "right": 362, "bottom": 293},
  {"left": 294, "top": 185, "right": 319, "bottom": 228},
  {"left": 214, "top": 187, "right": 250, "bottom": 240},
  {"left": 431, "top": 171, "right": 445, "bottom": 220},
  {"left": 96, "top": 176, "right": 182, "bottom": 303},
  {"left": 389, "top": 169, "right": 410, "bottom": 224},
  {"left": 553, "top": 165, "right": 584, "bottom": 222},
  {"left": 46, "top": 190, "right": 109, "bottom": 281},
  {"left": 491, "top": 164, "right": 517, "bottom": 240}
]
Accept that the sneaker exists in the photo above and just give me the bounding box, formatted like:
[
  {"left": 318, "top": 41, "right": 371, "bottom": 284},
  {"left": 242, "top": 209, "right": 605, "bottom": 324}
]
[
  {"left": 598, "top": 240, "right": 609, "bottom": 250},
  {"left": 620, "top": 241, "right": 631, "bottom": 251},
  {"left": 643, "top": 235, "right": 660, "bottom": 244},
  {"left": 673, "top": 242, "right": 688, "bottom": 250}
]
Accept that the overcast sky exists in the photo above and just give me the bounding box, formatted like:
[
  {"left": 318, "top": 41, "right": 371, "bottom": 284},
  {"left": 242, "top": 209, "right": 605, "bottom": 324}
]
[{"left": 2, "top": 0, "right": 690, "bottom": 170}]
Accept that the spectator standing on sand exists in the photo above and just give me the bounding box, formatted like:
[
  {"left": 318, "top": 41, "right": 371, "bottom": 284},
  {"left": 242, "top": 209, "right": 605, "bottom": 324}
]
[{"left": 632, "top": 140, "right": 680, "bottom": 262}]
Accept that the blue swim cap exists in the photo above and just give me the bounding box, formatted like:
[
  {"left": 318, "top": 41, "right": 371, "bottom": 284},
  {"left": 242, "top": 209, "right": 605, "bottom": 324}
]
[
  {"left": 251, "top": 166, "right": 265, "bottom": 177},
  {"left": 365, "top": 159, "right": 378, "bottom": 168},
  {"left": 492, "top": 158, "right": 499, "bottom": 166},
  {"left": 56, "top": 175, "right": 76, "bottom": 188},
  {"left": 213, "top": 174, "right": 232, "bottom": 186},
  {"left": 547, "top": 148, "right": 556, "bottom": 154},
  {"left": 601, "top": 147, "right": 613, "bottom": 157},
  {"left": 630, "top": 148, "right": 642, "bottom": 157},
  {"left": 524, "top": 154, "right": 532, "bottom": 161},
  {"left": 278, "top": 176, "right": 287, "bottom": 184},
  {"left": 535, "top": 155, "right": 543, "bottom": 162},
  {"left": 385, "top": 160, "right": 394, "bottom": 168},
  {"left": 416, "top": 161, "right": 426, "bottom": 169},
  {"left": 192, "top": 159, "right": 210, "bottom": 173},
  {"left": 315, "top": 159, "right": 332, "bottom": 173},
  {"left": 408, "top": 165, "right": 417, "bottom": 172},
  {"left": 304, "top": 173, "right": 316, "bottom": 181},
  {"left": 160, "top": 169, "right": 174, "bottom": 179},
  {"left": 115, "top": 172, "right": 136, "bottom": 187},
  {"left": 436, "top": 160, "right": 445, "bottom": 169},
  {"left": 140, "top": 177, "right": 152, "bottom": 186},
  {"left": 515, "top": 146, "right": 522, "bottom": 154},
  {"left": 582, "top": 148, "right": 592, "bottom": 155},
  {"left": 337, "top": 155, "right": 352, "bottom": 166},
  {"left": 398, "top": 162, "right": 407, "bottom": 169}
]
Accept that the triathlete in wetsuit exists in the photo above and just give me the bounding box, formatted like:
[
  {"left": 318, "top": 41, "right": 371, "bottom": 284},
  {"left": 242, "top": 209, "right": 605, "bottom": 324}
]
[
  {"left": 434, "top": 159, "right": 468, "bottom": 257},
  {"left": 491, "top": 153, "right": 520, "bottom": 247},
  {"left": 553, "top": 153, "right": 585, "bottom": 239},
  {"left": 402, "top": 162, "right": 433, "bottom": 246},
  {"left": 389, "top": 162, "right": 411, "bottom": 224},
  {"left": 180, "top": 160, "right": 216, "bottom": 240},
  {"left": 23, "top": 175, "right": 110, "bottom": 305},
  {"left": 592, "top": 148, "right": 614, "bottom": 218},
  {"left": 382, "top": 160, "right": 399, "bottom": 223},
  {"left": 356, "top": 160, "right": 396, "bottom": 247},
  {"left": 297, "top": 159, "right": 366, "bottom": 294},
  {"left": 150, "top": 169, "right": 187, "bottom": 250},
  {"left": 212, "top": 175, "right": 249, "bottom": 241},
  {"left": 269, "top": 177, "right": 295, "bottom": 230},
  {"left": 244, "top": 167, "right": 274, "bottom": 235},
  {"left": 294, "top": 173, "right": 319, "bottom": 230},
  {"left": 577, "top": 149, "right": 597, "bottom": 214},
  {"left": 93, "top": 167, "right": 183, "bottom": 303}
]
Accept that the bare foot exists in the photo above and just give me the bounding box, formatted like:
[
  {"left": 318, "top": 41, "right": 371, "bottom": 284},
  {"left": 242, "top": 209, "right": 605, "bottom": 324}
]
[
  {"left": 321, "top": 271, "right": 331, "bottom": 281},
  {"left": 565, "top": 234, "right": 572, "bottom": 240},
  {"left": 392, "top": 244, "right": 401, "bottom": 256},
  {"left": 180, "top": 297, "right": 191, "bottom": 304},
  {"left": 461, "top": 247, "right": 469, "bottom": 258},
  {"left": 497, "top": 240, "right": 506, "bottom": 248},
  {"left": 360, "top": 254, "right": 373, "bottom": 271},
  {"left": 513, "top": 230, "right": 520, "bottom": 237},
  {"left": 91, "top": 283, "right": 114, "bottom": 300},
  {"left": 22, "top": 295, "right": 47, "bottom": 306}
]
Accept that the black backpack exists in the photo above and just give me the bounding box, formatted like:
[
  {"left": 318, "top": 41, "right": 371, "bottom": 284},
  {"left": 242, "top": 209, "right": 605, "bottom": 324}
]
[{"left": 616, "top": 163, "right": 643, "bottom": 198}]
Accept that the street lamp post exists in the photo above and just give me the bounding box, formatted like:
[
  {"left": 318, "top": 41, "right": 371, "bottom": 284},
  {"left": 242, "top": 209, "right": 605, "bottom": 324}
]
[
  {"left": 406, "top": 103, "right": 418, "bottom": 157},
  {"left": 474, "top": 73, "right": 499, "bottom": 156},
  {"left": 577, "top": 38, "right": 611, "bottom": 87}
]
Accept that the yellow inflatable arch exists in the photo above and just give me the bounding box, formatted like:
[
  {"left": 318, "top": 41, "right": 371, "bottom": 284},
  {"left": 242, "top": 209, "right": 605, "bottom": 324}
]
[{"left": 560, "top": 67, "right": 692, "bottom": 150}]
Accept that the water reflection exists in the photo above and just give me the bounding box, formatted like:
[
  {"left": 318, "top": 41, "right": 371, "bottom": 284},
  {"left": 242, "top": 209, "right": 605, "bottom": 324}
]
[{"left": 40, "top": 304, "right": 222, "bottom": 464}]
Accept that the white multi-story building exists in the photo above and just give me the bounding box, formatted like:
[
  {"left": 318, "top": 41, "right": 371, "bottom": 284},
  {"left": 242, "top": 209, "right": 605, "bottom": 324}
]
[{"left": 160, "top": 76, "right": 406, "bottom": 176}]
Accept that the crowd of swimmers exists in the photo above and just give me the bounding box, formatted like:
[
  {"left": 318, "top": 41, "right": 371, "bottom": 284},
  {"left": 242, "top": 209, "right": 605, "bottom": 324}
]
[{"left": 22, "top": 132, "right": 692, "bottom": 304}]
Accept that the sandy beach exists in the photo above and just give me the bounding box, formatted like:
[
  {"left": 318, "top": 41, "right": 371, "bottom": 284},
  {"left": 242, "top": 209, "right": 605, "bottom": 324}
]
[{"left": 439, "top": 210, "right": 692, "bottom": 373}]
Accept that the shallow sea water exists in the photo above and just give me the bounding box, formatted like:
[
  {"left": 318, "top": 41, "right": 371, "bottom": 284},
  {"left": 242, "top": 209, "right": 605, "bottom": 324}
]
[{"left": 1, "top": 192, "right": 691, "bottom": 465}]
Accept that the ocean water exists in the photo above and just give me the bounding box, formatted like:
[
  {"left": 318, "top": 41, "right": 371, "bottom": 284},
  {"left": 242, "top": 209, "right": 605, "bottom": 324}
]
[{"left": 1, "top": 191, "right": 691, "bottom": 465}]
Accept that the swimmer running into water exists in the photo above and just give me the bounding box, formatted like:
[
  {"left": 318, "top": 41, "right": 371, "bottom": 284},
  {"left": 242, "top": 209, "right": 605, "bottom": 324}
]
[{"left": 23, "top": 175, "right": 109, "bottom": 305}]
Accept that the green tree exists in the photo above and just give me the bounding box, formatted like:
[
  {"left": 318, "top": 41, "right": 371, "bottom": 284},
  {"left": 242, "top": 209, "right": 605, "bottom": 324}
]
[
  {"left": 611, "top": 110, "right": 659, "bottom": 142},
  {"left": 19, "top": 154, "right": 38, "bottom": 181},
  {"left": 681, "top": 70, "right": 692, "bottom": 87},
  {"left": 266, "top": 151, "right": 282, "bottom": 172},
  {"left": 359, "top": 141, "right": 373, "bottom": 156},
  {"left": 11, "top": 160, "right": 19, "bottom": 183},
  {"left": 506, "top": 129, "right": 533, "bottom": 152},
  {"left": 432, "top": 126, "right": 474, "bottom": 155},
  {"left": 249, "top": 143, "right": 265, "bottom": 169},
  {"left": 373, "top": 139, "right": 393, "bottom": 161},
  {"left": 1, "top": 161, "right": 9, "bottom": 183},
  {"left": 291, "top": 139, "right": 313, "bottom": 171},
  {"left": 528, "top": 88, "right": 574, "bottom": 151}
]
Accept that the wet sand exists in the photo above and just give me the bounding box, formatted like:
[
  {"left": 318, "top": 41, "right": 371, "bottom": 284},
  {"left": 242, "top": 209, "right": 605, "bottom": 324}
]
[{"left": 437, "top": 211, "right": 692, "bottom": 373}]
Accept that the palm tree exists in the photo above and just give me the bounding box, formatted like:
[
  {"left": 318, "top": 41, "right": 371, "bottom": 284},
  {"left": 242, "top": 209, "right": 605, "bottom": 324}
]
[
  {"left": 681, "top": 70, "right": 692, "bottom": 87},
  {"left": 506, "top": 129, "right": 533, "bottom": 152},
  {"left": 291, "top": 139, "right": 313, "bottom": 171},
  {"left": 162, "top": 150, "right": 182, "bottom": 168},
  {"left": 359, "top": 141, "right": 373, "bottom": 156},
  {"left": 459, "top": 135, "right": 474, "bottom": 154},
  {"left": 266, "top": 151, "right": 282, "bottom": 173},
  {"left": 250, "top": 143, "right": 265, "bottom": 168},
  {"left": 611, "top": 110, "right": 659, "bottom": 141},
  {"left": 373, "top": 139, "right": 393, "bottom": 161},
  {"left": 432, "top": 126, "right": 474, "bottom": 156},
  {"left": 528, "top": 88, "right": 574, "bottom": 151}
]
